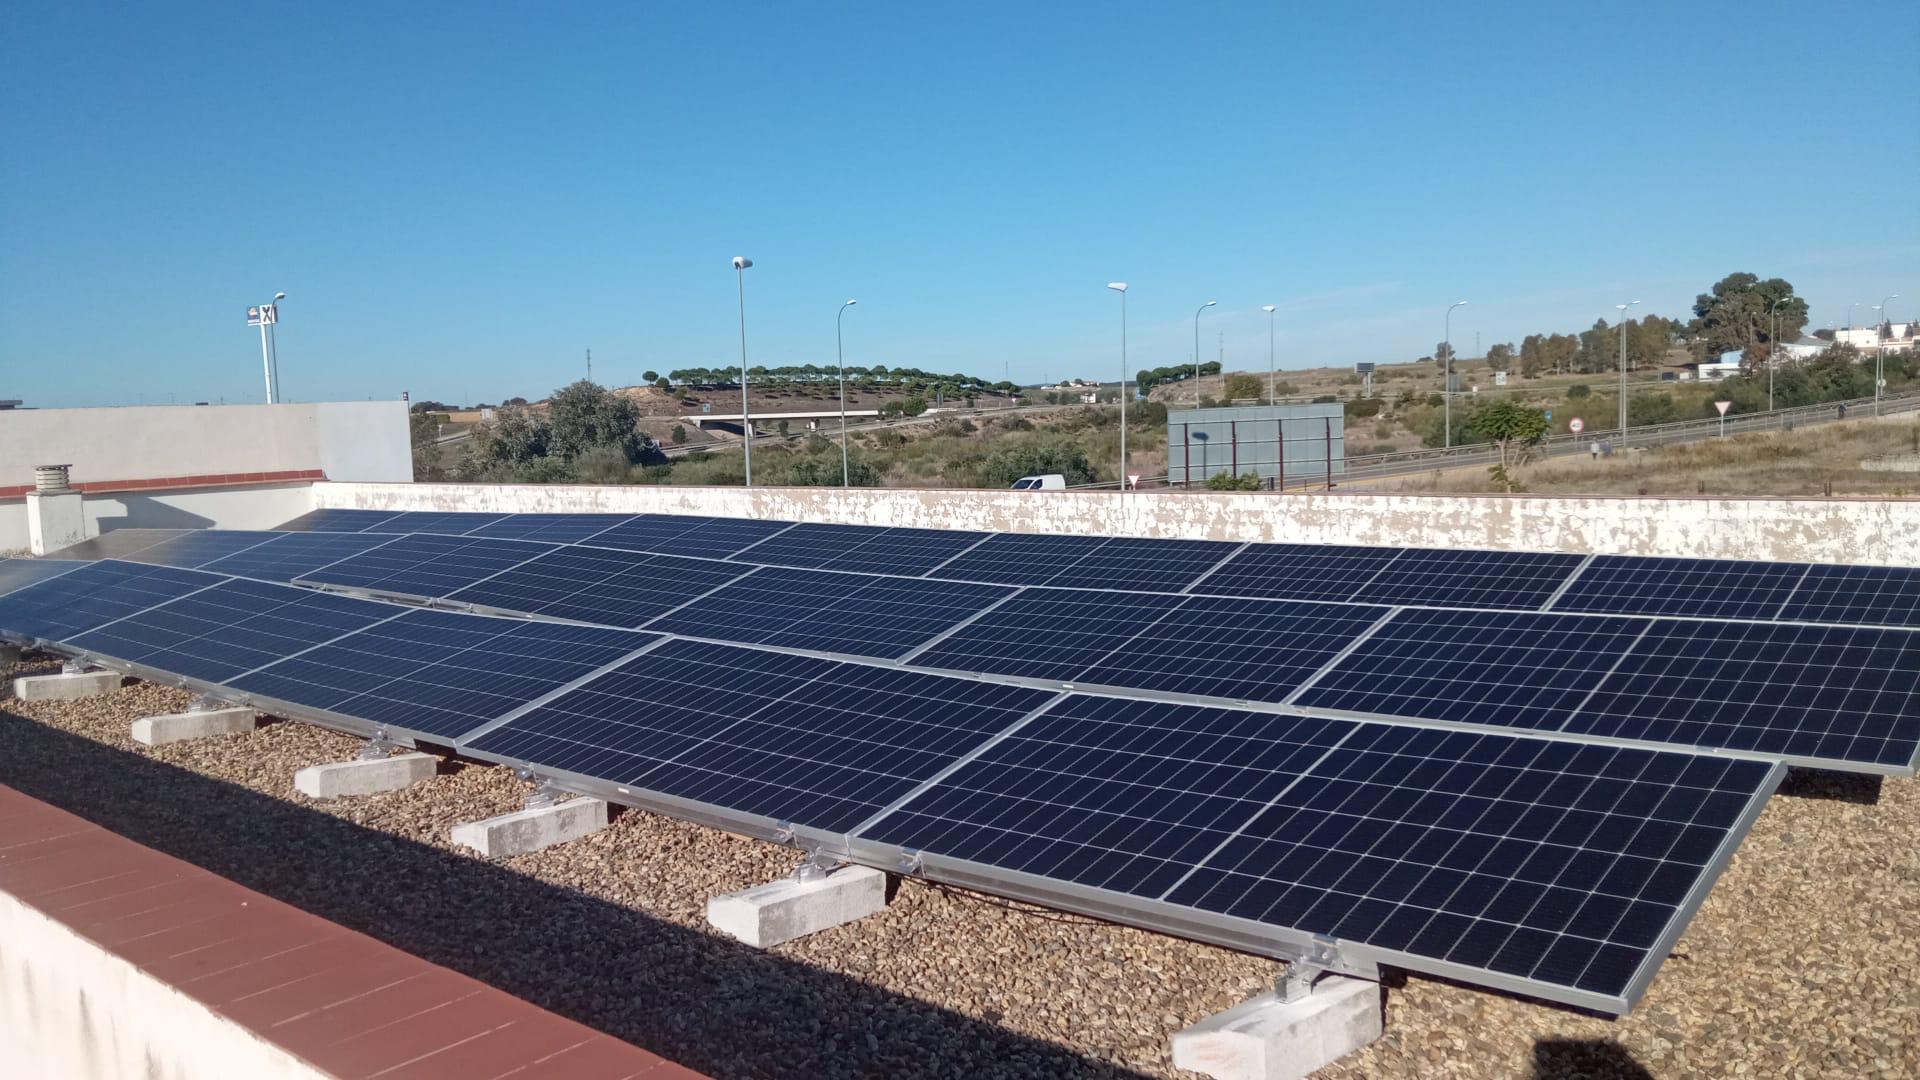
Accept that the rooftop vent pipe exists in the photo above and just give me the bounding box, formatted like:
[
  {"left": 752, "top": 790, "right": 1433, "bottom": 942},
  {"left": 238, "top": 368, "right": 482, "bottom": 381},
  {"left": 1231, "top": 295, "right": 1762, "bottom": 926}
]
[{"left": 34, "top": 464, "right": 73, "bottom": 493}]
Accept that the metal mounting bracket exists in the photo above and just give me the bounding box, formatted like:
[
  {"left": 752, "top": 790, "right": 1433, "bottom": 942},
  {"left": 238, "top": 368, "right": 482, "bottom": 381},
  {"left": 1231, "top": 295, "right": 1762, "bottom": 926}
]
[
  {"left": 793, "top": 850, "right": 842, "bottom": 883},
  {"left": 896, "top": 849, "right": 924, "bottom": 876},
  {"left": 1276, "top": 936, "right": 1377, "bottom": 1003},
  {"left": 60, "top": 657, "right": 93, "bottom": 675},
  {"left": 512, "top": 767, "right": 564, "bottom": 810},
  {"left": 357, "top": 728, "right": 399, "bottom": 761},
  {"left": 186, "top": 693, "right": 229, "bottom": 715}
]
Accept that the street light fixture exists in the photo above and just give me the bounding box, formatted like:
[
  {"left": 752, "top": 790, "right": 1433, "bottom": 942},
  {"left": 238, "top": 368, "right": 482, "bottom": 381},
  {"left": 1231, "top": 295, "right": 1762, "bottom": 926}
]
[
  {"left": 1193, "top": 301, "right": 1216, "bottom": 403},
  {"left": 1765, "top": 295, "right": 1792, "bottom": 412},
  {"left": 837, "top": 299, "right": 858, "bottom": 486},
  {"left": 1877, "top": 294, "right": 1899, "bottom": 416},
  {"left": 1109, "top": 283, "right": 1129, "bottom": 490},
  {"left": 732, "top": 256, "right": 754, "bottom": 487},
  {"left": 1616, "top": 300, "right": 1641, "bottom": 442},
  {"left": 1262, "top": 305, "right": 1277, "bottom": 403},
  {"left": 1443, "top": 300, "right": 1467, "bottom": 448}
]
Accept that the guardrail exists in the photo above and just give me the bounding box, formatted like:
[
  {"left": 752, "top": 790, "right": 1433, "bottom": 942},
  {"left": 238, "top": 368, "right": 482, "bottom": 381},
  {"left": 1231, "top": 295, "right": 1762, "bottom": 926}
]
[{"left": 1073, "top": 390, "right": 1920, "bottom": 491}]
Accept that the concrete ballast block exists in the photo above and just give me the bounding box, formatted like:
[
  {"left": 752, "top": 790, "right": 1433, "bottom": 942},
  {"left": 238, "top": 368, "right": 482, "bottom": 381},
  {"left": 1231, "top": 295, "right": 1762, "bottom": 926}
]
[
  {"left": 451, "top": 798, "right": 608, "bottom": 857},
  {"left": 293, "top": 753, "right": 436, "bottom": 798},
  {"left": 130, "top": 708, "right": 257, "bottom": 747},
  {"left": 707, "top": 865, "right": 889, "bottom": 948},
  {"left": 1171, "top": 976, "right": 1383, "bottom": 1080},
  {"left": 13, "top": 671, "right": 122, "bottom": 701}
]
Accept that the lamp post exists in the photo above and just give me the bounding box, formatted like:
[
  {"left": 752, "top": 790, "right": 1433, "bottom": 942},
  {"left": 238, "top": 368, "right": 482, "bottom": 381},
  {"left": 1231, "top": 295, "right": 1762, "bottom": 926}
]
[
  {"left": 249, "top": 291, "right": 286, "bottom": 403},
  {"left": 837, "top": 299, "right": 857, "bottom": 486},
  {"left": 1765, "top": 295, "right": 1792, "bottom": 412},
  {"left": 732, "top": 257, "right": 754, "bottom": 487},
  {"left": 1262, "top": 305, "right": 1277, "bottom": 402},
  {"left": 267, "top": 292, "right": 286, "bottom": 401},
  {"left": 1193, "top": 301, "right": 1216, "bottom": 403},
  {"left": 1108, "top": 283, "right": 1129, "bottom": 489},
  {"left": 1443, "top": 300, "right": 1467, "bottom": 448},
  {"left": 1877, "top": 295, "right": 1900, "bottom": 416},
  {"left": 1616, "top": 300, "right": 1640, "bottom": 441}
]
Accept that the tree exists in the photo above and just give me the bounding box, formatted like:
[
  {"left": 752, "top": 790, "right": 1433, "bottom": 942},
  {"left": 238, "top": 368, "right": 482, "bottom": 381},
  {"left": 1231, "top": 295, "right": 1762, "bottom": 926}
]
[
  {"left": 409, "top": 410, "right": 445, "bottom": 481},
  {"left": 1519, "top": 335, "right": 1546, "bottom": 378},
  {"left": 1689, "top": 273, "right": 1807, "bottom": 361},
  {"left": 1223, "top": 372, "right": 1263, "bottom": 400},
  {"left": 642, "top": 371, "right": 659, "bottom": 384},
  {"left": 670, "top": 424, "right": 687, "bottom": 444},
  {"left": 1486, "top": 342, "right": 1515, "bottom": 373},
  {"left": 1432, "top": 342, "right": 1455, "bottom": 366},
  {"left": 409, "top": 400, "right": 451, "bottom": 414},
  {"left": 546, "top": 380, "right": 644, "bottom": 461},
  {"left": 1472, "top": 400, "right": 1548, "bottom": 492}
]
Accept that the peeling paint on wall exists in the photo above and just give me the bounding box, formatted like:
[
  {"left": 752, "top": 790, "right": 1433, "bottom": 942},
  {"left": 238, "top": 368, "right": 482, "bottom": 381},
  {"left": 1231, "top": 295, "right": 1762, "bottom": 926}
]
[{"left": 314, "top": 483, "right": 1920, "bottom": 567}]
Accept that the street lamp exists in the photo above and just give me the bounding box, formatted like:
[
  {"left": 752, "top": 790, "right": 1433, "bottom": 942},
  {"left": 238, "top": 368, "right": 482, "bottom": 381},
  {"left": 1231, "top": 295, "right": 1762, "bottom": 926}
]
[
  {"left": 1109, "top": 283, "right": 1129, "bottom": 489},
  {"left": 732, "top": 256, "right": 754, "bottom": 487},
  {"left": 837, "top": 299, "right": 857, "bottom": 487},
  {"left": 1765, "top": 295, "right": 1792, "bottom": 412},
  {"left": 249, "top": 291, "right": 287, "bottom": 403},
  {"left": 1616, "top": 300, "right": 1640, "bottom": 441},
  {"left": 268, "top": 292, "right": 286, "bottom": 402},
  {"left": 1443, "top": 300, "right": 1467, "bottom": 448},
  {"left": 1262, "top": 305, "right": 1277, "bottom": 403},
  {"left": 1877, "top": 294, "right": 1900, "bottom": 416},
  {"left": 1193, "top": 301, "right": 1216, "bottom": 403}
]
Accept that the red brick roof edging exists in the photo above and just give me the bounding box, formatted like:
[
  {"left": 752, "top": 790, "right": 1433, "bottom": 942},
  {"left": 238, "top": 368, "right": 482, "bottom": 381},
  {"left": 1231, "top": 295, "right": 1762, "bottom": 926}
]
[{"left": 0, "top": 784, "right": 701, "bottom": 1080}]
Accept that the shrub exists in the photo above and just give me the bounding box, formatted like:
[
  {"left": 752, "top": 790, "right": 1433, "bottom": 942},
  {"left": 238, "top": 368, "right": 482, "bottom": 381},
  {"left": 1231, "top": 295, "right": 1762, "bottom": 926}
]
[
  {"left": 1344, "top": 397, "right": 1383, "bottom": 419},
  {"left": 1206, "top": 471, "right": 1263, "bottom": 490},
  {"left": 1224, "top": 373, "right": 1263, "bottom": 400},
  {"left": 670, "top": 424, "right": 687, "bottom": 444},
  {"left": 1567, "top": 384, "right": 1592, "bottom": 399},
  {"left": 1373, "top": 422, "right": 1395, "bottom": 440}
]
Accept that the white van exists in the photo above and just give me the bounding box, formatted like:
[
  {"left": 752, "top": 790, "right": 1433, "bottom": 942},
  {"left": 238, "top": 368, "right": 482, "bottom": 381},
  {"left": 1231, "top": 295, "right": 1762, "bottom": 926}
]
[{"left": 1010, "top": 474, "right": 1066, "bottom": 490}]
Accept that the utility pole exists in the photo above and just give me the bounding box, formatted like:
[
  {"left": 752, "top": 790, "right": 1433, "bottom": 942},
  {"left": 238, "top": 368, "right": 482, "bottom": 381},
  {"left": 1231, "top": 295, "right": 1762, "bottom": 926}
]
[{"left": 586, "top": 348, "right": 593, "bottom": 383}]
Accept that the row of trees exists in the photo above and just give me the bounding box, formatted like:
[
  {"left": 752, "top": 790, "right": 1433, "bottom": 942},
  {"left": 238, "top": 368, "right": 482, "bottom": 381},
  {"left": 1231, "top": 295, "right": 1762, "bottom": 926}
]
[
  {"left": 663, "top": 364, "right": 1013, "bottom": 397},
  {"left": 1136, "top": 360, "right": 1222, "bottom": 391},
  {"left": 1414, "top": 273, "right": 1812, "bottom": 380}
]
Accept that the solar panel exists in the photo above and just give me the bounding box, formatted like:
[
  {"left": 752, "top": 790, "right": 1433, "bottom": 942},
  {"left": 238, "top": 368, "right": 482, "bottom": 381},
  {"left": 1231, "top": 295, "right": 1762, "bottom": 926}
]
[
  {"left": 0, "top": 558, "right": 82, "bottom": 597},
  {"left": 1187, "top": 543, "right": 1404, "bottom": 602},
  {"left": 66, "top": 579, "right": 399, "bottom": 685},
  {"left": 466, "top": 513, "right": 639, "bottom": 544},
  {"left": 465, "top": 638, "right": 1058, "bottom": 835},
  {"left": 857, "top": 698, "right": 1352, "bottom": 899},
  {"left": 230, "top": 609, "right": 651, "bottom": 740},
  {"left": 929, "top": 532, "right": 1113, "bottom": 586},
  {"left": 733, "top": 523, "right": 988, "bottom": 577},
  {"left": 1351, "top": 547, "right": 1586, "bottom": 610},
  {"left": 273, "top": 509, "right": 406, "bottom": 532},
  {"left": 937, "top": 533, "right": 1242, "bottom": 592},
  {"left": 444, "top": 545, "right": 752, "bottom": 627},
  {"left": 1774, "top": 563, "right": 1920, "bottom": 628},
  {"left": 1159, "top": 721, "right": 1778, "bottom": 1010},
  {"left": 296, "top": 533, "right": 553, "bottom": 598},
  {"left": 198, "top": 531, "right": 404, "bottom": 582},
  {"left": 0, "top": 560, "right": 219, "bottom": 642},
  {"left": 858, "top": 695, "right": 1781, "bottom": 1012},
  {"left": 332, "top": 510, "right": 511, "bottom": 536},
  {"left": 117, "top": 530, "right": 283, "bottom": 569},
  {"left": 1077, "top": 596, "right": 1388, "bottom": 703},
  {"left": 644, "top": 566, "right": 1012, "bottom": 659},
  {"left": 912, "top": 588, "right": 1185, "bottom": 681},
  {"left": 587, "top": 514, "right": 795, "bottom": 558},
  {"left": 1294, "top": 609, "right": 1652, "bottom": 730},
  {"left": 1564, "top": 620, "right": 1920, "bottom": 771},
  {"left": 1550, "top": 555, "right": 1812, "bottom": 620}
]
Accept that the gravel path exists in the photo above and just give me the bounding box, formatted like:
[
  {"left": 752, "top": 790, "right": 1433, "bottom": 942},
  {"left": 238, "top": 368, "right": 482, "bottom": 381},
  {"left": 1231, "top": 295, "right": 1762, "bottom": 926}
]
[{"left": 3, "top": 656, "right": 1914, "bottom": 1079}]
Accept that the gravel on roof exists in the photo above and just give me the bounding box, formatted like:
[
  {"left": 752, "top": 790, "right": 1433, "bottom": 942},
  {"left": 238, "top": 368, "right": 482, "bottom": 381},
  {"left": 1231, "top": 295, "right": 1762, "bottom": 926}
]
[{"left": 2, "top": 655, "right": 1915, "bottom": 1080}]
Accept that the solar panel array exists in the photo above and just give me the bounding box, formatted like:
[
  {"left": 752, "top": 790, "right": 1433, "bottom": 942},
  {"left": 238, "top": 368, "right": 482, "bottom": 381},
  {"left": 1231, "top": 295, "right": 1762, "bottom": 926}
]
[{"left": 10, "top": 506, "right": 1917, "bottom": 1014}]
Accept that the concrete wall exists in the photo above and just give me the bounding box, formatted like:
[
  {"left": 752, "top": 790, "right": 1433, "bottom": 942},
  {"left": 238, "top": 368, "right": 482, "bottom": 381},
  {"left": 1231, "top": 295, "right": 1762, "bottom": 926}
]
[
  {"left": 0, "top": 401, "right": 409, "bottom": 486},
  {"left": 0, "top": 887, "right": 328, "bottom": 1080},
  {"left": 0, "top": 483, "right": 315, "bottom": 554},
  {"left": 314, "top": 481, "right": 1920, "bottom": 566}
]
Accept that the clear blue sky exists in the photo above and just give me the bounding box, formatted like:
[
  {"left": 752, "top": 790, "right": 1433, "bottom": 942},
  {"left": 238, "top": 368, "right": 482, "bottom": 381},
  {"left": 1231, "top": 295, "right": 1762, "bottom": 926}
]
[{"left": 4, "top": 0, "right": 1915, "bottom": 408}]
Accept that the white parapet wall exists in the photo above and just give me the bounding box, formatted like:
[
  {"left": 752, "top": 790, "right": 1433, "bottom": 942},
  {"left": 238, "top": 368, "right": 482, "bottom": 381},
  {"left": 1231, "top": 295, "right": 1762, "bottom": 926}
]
[
  {"left": 0, "top": 886, "right": 330, "bottom": 1080},
  {"left": 313, "top": 482, "right": 1920, "bottom": 566}
]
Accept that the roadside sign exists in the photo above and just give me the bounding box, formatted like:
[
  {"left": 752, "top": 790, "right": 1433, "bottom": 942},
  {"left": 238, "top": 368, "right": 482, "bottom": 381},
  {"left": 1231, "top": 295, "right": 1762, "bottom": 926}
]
[
  {"left": 1714, "top": 401, "right": 1731, "bottom": 416},
  {"left": 1494, "top": 371, "right": 1508, "bottom": 386},
  {"left": 1354, "top": 362, "right": 1376, "bottom": 374},
  {"left": 245, "top": 303, "right": 277, "bottom": 327},
  {"left": 1569, "top": 417, "right": 1584, "bottom": 433},
  {"left": 1127, "top": 473, "right": 1141, "bottom": 490}
]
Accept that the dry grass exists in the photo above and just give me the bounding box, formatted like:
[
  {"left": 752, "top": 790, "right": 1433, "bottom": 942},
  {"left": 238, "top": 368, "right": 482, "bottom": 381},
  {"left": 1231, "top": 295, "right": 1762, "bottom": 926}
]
[{"left": 1370, "top": 416, "right": 1920, "bottom": 498}]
